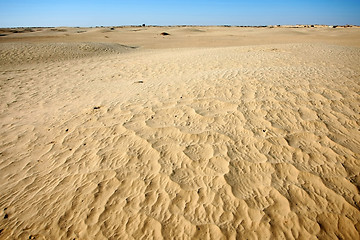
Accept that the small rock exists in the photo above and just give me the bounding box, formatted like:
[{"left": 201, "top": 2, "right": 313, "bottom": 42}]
[{"left": 160, "top": 32, "right": 170, "bottom": 36}]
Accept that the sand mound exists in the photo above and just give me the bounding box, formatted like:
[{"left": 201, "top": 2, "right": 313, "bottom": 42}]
[
  {"left": 0, "top": 31, "right": 360, "bottom": 239},
  {"left": 0, "top": 42, "right": 136, "bottom": 65}
]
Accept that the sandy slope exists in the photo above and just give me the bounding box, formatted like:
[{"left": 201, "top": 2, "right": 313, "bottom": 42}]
[{"left": 0, "top": 27, "right": 360, "bottom": 239}]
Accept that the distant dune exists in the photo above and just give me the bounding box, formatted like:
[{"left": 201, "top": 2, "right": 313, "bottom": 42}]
[
  {"left": 0, "top": 42, "right": 136, "bottom": 65},
  {"left": 0, "top": 26, "right": 359, "bottom": 239}
]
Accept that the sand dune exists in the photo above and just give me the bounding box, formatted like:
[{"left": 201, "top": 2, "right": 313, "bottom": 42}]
[
  {"left": 0, "top": 27, "right": 359, "bottom": 239},
  {"left": 0, "top": 42, "right": 136, "bottom": 66}
]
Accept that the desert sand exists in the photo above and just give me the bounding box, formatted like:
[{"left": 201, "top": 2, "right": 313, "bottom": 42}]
[{"left": 0, "top": 26, "right": 359, "bottom": 239}]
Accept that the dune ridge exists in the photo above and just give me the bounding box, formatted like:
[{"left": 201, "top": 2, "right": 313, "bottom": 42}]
[
  {"left": 0, "top": 27, "right": 360, "bottom": 239},
  {"left": 0, "top": 42, "right": 136, "bottom": 66}
]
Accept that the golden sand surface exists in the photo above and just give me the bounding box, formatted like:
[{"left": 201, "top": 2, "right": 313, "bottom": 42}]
[{"left": 0, "top": 26, "right": 359, "bottom": 239}]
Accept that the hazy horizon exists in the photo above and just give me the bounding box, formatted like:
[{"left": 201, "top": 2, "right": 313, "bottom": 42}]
[{"left": 1, "top": 0, "right": 360, "bottom": 28}]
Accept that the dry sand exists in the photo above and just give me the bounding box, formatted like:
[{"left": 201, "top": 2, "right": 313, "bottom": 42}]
[{"left": 0, "top": 26, "right": 360, "bottom": 239}]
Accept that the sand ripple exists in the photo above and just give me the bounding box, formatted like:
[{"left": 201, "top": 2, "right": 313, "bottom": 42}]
[{"left": 0, "top": 43, "right": 359, "bottom": 239}]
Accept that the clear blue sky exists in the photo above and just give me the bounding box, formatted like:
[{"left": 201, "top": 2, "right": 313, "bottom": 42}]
[{"left": 0, "top": 0, "right": 359, "bottom": 27}]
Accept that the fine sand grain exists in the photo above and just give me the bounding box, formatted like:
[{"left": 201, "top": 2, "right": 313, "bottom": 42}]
[{"left": 0, "top": 26, "right": 359, "bottom": 239}]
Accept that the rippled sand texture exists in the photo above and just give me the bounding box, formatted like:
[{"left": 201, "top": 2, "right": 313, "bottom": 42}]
[{"left": 0, "top": 28, "right": 360, "bottom": 239}]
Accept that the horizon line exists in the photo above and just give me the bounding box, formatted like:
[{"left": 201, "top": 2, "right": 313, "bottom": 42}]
[{"left": 1, "top": 24, "right": 359, "bottom": 29}]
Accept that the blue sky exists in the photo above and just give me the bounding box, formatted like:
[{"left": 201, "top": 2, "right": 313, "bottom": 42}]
[{"left": 0, "top": 0, "right": 359, "bottom": 27}]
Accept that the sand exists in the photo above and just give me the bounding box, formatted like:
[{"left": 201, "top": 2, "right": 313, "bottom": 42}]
[{"left": 0, "top": 26, "right": 359, "bottom": 239}]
